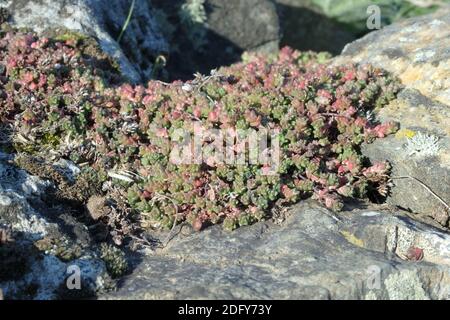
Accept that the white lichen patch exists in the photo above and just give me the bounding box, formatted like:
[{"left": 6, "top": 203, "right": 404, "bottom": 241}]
[
  {"left": 384, "top": 270, "right": 429, "bottom": 300},
  {"left": 361, "top": 211, "right": 380, "bottom": 217},
  {"left": 414, "top": 50, "right": 436, "bottom": 63},
  {"left": 0, "top": 159, "right": 53, "bottom": 237},
  {"left": 429, "top": 19, "right": 445, "bottom": 28},
  {"left": 0, "top": 194, "right": 12, "bottom": 206},
  {"left": 403, "top": 131, "right": 441, "bottom": 158}
]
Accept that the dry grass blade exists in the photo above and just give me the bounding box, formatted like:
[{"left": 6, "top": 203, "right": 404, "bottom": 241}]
[{"left": 392, "top": 176, "right": 450, "bottom": 211}]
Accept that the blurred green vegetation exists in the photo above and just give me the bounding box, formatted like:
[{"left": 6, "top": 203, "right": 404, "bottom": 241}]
[{"left": 307, "top": 0, "right": 448, "bottom": 35}]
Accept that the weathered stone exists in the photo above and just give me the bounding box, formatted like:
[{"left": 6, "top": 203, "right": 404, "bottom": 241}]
[
  {"left": 1, "top": 2, "right": 449, "bottom": 301},
  {"left": 0, "top": 153, "right": 112, "bottom": 300},
  {"left": 335, "top": 6, "right": 450, "bottom": 105},
  {"left": 206, "top": 0, "right": 280, "bottom": 54},
  {"left": 102, "top": 201, "right": 450, "bottom": 300},
  {"left": 0, "top": 0, "right": 169, "bottom": 83},
  {"left": 276, "top": 0, "right": 356, "bottom": 54},
  {"left": 334, "top": 7, "right": 450, "bottom": 224}
]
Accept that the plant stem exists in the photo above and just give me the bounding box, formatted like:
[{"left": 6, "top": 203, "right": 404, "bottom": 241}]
[{"left": 117, "top": 0, "right": 136, "bottom": 44}]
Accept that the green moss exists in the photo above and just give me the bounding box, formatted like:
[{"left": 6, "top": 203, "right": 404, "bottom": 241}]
[
  {"left": 34, "top": 236, "right": 82, "bottom": 262},
  {"left": 53, "top": 31, "right": 88, "bottom": 44},
  {"left": 41, "top": 133, "right": 61, "bottom": 148}
]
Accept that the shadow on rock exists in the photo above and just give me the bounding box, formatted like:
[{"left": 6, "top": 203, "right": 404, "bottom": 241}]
[{"left": 276, "top": 3, "right": 357, "bottom": 55}]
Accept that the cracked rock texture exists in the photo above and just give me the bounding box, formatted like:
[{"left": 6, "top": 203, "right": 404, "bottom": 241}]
[
  {"left": 335, "top": 7, "right": 450, "bottom": 224},
  {"left": 103, "top": 201, "right": 450, "bottom": 300},
  {"left": 0, "top": 0, "right": 169, "bottom": 83}
]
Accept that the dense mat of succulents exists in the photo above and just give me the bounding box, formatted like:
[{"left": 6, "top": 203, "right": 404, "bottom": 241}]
[{"left": 0, "top": 29, "right": 401, "bottom": 233}]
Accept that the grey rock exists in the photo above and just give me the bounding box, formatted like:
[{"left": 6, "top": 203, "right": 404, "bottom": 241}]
[
  {"left": 0, "top": 0, "right": 169, "bottom": 83},
  {"left": 334, "top": 8, "right": 450, "bottom": 224},
  {"left": 151, "top": 0, "right": 280, "bottom": 80},
  {"left": 102, "top": 201, "right": 450, "bottom": 300},
  {"left": 0, "top": 153, "right": 111, "bottom": 300},
  {"left": 336, "top": 6, "right": 450, "bottom": 106},
  {"left": 276, "top": 0, "right": 356, "bottom": 54},
  {"left": 207, "top": 0, "right": 280, "bottom": 54}
]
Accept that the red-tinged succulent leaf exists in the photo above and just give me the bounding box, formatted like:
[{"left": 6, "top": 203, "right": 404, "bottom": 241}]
[{"left": 406, "top": 247, "right": 424, "bottom": 261}]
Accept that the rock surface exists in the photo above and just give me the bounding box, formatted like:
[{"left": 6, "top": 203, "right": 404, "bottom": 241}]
[
  {"left": 0, "top": 153, "right": 113, "bottom": 299},
  {"left": 334, "top": 7, "right": 450, "bottom": 225},
  {"left": 276, "top": 0, "right": 356, "bottom": 54},
  {"left": 152, "top": 0, "right": 280, "bottom": 80},
  {"left": 0, "top": 0, "right": 169, "bottom": 83},
  {"left": 335, "top": 6, "right": 450, "bottom": 105},
  {"left": 207, "top": 0, "right": 280, "bottom": 55},
  {"left": 103, "top": 201, "right": 450, "bottom": 300}
]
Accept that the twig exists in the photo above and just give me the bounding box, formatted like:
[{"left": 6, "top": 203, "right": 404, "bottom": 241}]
[
  {"left": 321, "top": 113, "right": 353, "bottom": 120},
  {"left": 391, "top": 176, "right": 450, "bottom": 211},
  {"left": 150, "top": 193, "right": 180, "bottom": 247},
  {"left": 155, "top": 80, "right": 171, "bottom": 86},
  {"left": 128, "top": 233, "right": 156, "bottom": 249},
  {"left": 193, "top": 70, "right": 222, "bottom": 92}
]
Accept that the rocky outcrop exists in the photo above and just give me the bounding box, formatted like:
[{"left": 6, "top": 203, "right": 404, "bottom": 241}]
[
  {"left": 1, "top": 3, "right": 449, "bottom": 301},
  {"left": 0, "top": 0, "right": 280, "bottom": 82},
  {"left": 0, "top": 153, "right": 114, "bottom": 299},
  {"left": 0, "top": 0, "right": 169, "bottom": 83},
  {"left": 103, "top": 201, "right": 450, "bottom": 300},
  {"left": 334, "top": 7, "right": 450, "bottom": 226}
]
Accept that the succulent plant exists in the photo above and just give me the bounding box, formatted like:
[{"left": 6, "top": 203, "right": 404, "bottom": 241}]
[
  {"left": 99, "top": 243, "right": 128, "bottom": 278},
  {"left": 0, "top": 29, "right": 401, "bottom": 233}
]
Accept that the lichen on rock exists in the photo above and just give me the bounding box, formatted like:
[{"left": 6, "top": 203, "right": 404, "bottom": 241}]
[{"left": 340, "top": 7, "right": 450, "bottom": 225}]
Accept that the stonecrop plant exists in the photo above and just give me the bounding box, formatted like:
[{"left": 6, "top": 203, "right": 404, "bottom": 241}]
[{"left": 0, "top": 29, "right": 401, "bottom": 232}]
